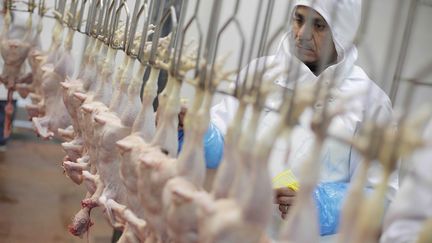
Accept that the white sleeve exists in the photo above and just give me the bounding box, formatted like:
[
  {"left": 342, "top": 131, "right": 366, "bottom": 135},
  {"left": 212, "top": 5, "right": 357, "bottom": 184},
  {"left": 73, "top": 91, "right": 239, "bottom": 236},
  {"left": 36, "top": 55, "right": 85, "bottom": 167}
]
[
  {"left": 210, "top": 94, "right": 239, "bottom": 135},
  {"left": 349, "top": 92, "right": 399, "bottom": 202},
  {"left": 380, "top": 122, "right": 432, "bottom": 243}
]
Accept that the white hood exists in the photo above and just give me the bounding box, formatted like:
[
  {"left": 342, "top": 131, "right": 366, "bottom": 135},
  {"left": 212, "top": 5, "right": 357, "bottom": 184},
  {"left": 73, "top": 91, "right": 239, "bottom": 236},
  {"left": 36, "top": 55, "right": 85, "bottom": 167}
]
[{"left": 274, "top": 0, "right": 363, "bottom": 87}]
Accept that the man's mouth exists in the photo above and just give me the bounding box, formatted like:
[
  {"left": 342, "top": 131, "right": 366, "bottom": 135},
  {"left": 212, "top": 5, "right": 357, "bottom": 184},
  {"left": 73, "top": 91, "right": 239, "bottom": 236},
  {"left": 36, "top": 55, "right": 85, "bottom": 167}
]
[{"left": 296, "top": 44, "right": 313, "bottom": 51}]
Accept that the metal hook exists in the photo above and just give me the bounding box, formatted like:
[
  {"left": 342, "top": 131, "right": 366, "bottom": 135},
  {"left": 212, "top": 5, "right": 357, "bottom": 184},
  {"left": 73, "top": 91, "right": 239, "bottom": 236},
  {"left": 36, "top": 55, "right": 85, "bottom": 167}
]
[
  {"left": 130, "top": 3, "right": 146, "bottom": 57},
  {"left": 27, "top": 0, "right": 36, "bottom": 12},
  {"left": 37, "top": 0, "right": 46, "bottom": 16},
  {"left": 147, "top": 0, "right": 166, "bottom": 65},
  {"left": 95, "top": 0, "right": 108, "bottom": 40},
  {"left": 76, "top": 0, "right": 88, "bottom": 33},
  {"left": 173, "top": 0, "right": 194, "bottom": 75},
  {"left": 198, "top": 0, "right": 223, "bottom": 91},
  {"left": 158, "top": 4, "right": 179, "bottom": 70},
  {"left": 66, "top": 0, "right": 79, "bottom": 28},
  {"left": 138, "top": 0, "right": 156, "bottom": 62},
  {"left": 105, "top": 0, "right": 118, "bottom": 43},
  {"left": 183, "top": 0, "right": 203, "bottom": 78},
  {"left": 251, "top": 0, "right": 275, "bottom": 104},
  {"left": 58, "top": 0, "right": 67, "bottom": 20},
  {"left": 85, "top": 0, "right": 96, "bottom": 35},
  {"left": 88, "top": 0, "right": 103, "bottom": 37},
  {"left": 126, "top": 0, "right": 143, "bottom": 55},
  {"left": 110, "top": 0, "right": 130, "bottom": 51},
  {"left": 208, "top": 0, "right": 245, "bottom": 93},
  {"left": 100, "top": 0, "right": 116, "bottom": 42},
  {"left": 172, "top": 0, "right": 202, "bottom": 76}
]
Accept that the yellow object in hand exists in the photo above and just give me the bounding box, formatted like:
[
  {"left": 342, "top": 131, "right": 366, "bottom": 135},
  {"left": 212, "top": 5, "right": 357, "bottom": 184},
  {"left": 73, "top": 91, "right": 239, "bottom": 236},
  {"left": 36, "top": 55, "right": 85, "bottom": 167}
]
[{"left": 272, "top": 169, "right": 300, "bottom": 191}]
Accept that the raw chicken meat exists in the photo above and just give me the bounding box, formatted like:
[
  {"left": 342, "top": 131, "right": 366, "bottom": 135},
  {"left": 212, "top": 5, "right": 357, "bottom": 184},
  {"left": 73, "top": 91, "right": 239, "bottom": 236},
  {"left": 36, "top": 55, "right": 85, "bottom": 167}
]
[
  {"left": 350, "top": 108, "right": 430, "bottom": 243},
  {"left": 0, "top": 10, "right": 33, "bottom": 137},
  {"left": 32, "top": 22, "right": 75, "bottom": 139}
]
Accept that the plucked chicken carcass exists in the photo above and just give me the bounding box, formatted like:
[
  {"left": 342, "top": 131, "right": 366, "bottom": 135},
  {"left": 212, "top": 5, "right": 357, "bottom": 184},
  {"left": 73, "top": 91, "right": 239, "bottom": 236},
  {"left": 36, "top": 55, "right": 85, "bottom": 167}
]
[
  {"left": 134, "top": 52, "right": 198, "bottom": 241},
  {"left": 278, "top": 80, "right": 357, "bottom": 242},
  {"left": 161, "top": 56, "right": 234, "bottom": 242},
  {"left": 25, "top": 14, "right": 67, "bottom": 119},
  {"left": 159, "top": 64, "right": 276, "bottom": 243},
  {"left": 32, "top": 27, "right": 74, "bottom": 139},
  {"left": 77, "top": 34, "right": 150, "bottom": 231},
  {"left": 0, "top": 10, "right": 34, "bottom": 137},
  {"left": 62, "top": 38, "right": 99, "bottom": 183},
  {"left": 349, "top": 108, "right": 430, "bottom": 243},
  {"left": 135, "top": 72, "right": 179, "bottom": 241},
  {"left": 67, "top": 40, "right": 119, "bottom": 236},
  {"left": 193, "top": 95, "right": 271, "bottom": 243},
  {"left": 115, "top": 66, "right": 160, "bottom": 225},
  {"left": 15, "top": 16, "right": 44, "bottom": 99},
  {"left": 76, "top": 46, "right": 119, "bottom": 198},
  {"left": 0, "top": 10, "right": 33, "bottom": 89},
  {"left": 92, "top": 57, "right": 142, "bottom": 226}
]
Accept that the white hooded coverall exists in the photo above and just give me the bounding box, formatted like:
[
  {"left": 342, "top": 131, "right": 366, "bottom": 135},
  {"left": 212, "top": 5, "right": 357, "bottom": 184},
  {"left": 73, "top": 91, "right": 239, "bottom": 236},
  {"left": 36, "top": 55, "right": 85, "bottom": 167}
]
[{"left": 210, "top": 0, "right": 399, "bottom": 237}]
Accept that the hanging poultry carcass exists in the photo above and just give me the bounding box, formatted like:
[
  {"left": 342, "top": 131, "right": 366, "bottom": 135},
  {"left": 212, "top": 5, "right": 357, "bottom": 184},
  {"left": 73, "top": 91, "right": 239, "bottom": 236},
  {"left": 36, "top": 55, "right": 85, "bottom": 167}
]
[
  {"left": 349, "top": 107, "right": 431, "bottom": 243},
  {"left": 67, "top": 32, "right": 121, "bottom": 236},
  {"left": 61, "top": 38, "right": 96, "bottom": 157},
  {"left": 15, "top": 15, "right": 44, "bottom": 99},
  {"left": 0, "top": 9, "right": 34, "bottom": 90},
  {"left": 70, "top": 24, "right": 158, "bottom": 234},
  {"left": 25, "top": 11, "right": 68, "bottom": 120},
  {"left": 160, "top": 54, "right": 235, "bottom": 242},
  {"left": 379, "top": 119, "right": 432, "bottom": 243},
  {"left": 62, "top": 38, "right": 99, "bottom": 183},
  {"left": 113, "top": 64, "right": 161, "bottom": 242},
  {"left": 132, "top": 50, "right": 199, "bottom": 242},
  {"left": 32, "top": 20, "right": 74, "bottom": 139},
  {"left": 0, "top": 8, "right": 35, "bottom": 137},
  {"left": 181, "top": 65, "right": 282, "bottom": 243}
]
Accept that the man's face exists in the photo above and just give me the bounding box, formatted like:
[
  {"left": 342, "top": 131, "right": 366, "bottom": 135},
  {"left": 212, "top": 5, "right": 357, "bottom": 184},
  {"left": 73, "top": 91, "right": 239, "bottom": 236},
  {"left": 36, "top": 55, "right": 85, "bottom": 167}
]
[{"left": 292, "top": 6, "right": 337, "bottom": 66}]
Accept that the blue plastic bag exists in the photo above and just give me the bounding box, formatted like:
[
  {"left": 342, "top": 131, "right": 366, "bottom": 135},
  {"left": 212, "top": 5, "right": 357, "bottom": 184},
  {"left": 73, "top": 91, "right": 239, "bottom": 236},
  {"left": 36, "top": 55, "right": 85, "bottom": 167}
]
[
  {"left": 178, "top": 122, "right": 224, "bottom": 169},
  {"left": 314, "top": 182, "right": 348, "bottom": 235}
]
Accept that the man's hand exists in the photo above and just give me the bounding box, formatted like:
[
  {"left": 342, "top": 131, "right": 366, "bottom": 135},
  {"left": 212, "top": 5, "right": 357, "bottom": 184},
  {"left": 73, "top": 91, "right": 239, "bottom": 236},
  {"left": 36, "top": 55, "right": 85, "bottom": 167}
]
[
  {"left": 274, "top": 187, "right": 297, "bottom": 219},
  {"left": 155, "top": 105, "right": 188, "bottom": 130},
  {"left": 178, "top": 105, "right": 187, "bottom": 130}
]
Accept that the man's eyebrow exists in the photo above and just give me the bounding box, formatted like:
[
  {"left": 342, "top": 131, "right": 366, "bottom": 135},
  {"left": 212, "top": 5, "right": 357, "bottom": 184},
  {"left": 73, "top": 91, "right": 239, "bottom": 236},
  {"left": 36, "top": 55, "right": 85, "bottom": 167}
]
[
  {"left": 294, "top": 11, "right": 326, "bottom": 24},
  {"left": 314, "top": 18, "right": 327, "bottom": 25},
  {"left": 294, "top": 12, "right": 304, "bottom": 18}
]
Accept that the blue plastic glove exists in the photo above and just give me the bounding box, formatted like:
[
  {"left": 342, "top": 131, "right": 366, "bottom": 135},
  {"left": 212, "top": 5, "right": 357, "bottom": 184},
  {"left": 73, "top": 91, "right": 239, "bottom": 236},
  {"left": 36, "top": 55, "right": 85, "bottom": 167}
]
[
  {"left": 314, "top": 182, "right": 349, "bottom": 236},
  {"left": 177, "top": 122, "right": 224, "bottom": 169}
]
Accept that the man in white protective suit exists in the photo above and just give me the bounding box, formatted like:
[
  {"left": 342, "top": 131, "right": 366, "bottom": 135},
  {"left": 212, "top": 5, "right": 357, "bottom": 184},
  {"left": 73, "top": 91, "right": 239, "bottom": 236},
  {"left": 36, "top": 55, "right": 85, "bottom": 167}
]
[
  {"left": 209, "top": 0, "right": 399, "bottom": 237},
  {"left": 380, "top": 120, "right": 432, "bottom": 243}
]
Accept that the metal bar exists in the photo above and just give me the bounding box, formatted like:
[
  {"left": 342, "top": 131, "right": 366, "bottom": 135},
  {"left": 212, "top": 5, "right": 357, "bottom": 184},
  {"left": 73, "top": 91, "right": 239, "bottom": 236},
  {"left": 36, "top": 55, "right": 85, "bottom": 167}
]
[
  {"left": 173, "top": 0, "right": 190, "bottom": 76},
  {"left": 96, "top": 0, "right": 107, "bottom": 38},
  {"left": 85, "top": 0, "right": 96, "bottom": 35},
  {"left": 203, "top": 0, "right": 223, "bottom": 66},
  {"left": 174, "top": 0, "right": 202, "bottom": 77},
  {"left": 148, "top": 0, "right": 166, "bottom": 65},
  {"left": 166, "top": 5, "right": 179, "bottom": 70},
  {"left": 101, "top": 0, "right": 114, "bottom": 40},
  {"left": 252, "top": 0, "right": 275, "bottom": 103},
  {"left": 209, "top": 0, "right": 245, "bottom": 93},
  {"left": 76, "top": 0, "right": 88, "bottom": 31},
  {"left": 126, "top": 0, "right": 143, "bottom": 55},
  {"left": 138, "top": 0, "right": 156, "bottom": 62},
  {"left": 389, "top": 0, "right": 418, "bottom": 103},
  {"left": 107, "top": 0, "right": 119, "bottom": 44}
]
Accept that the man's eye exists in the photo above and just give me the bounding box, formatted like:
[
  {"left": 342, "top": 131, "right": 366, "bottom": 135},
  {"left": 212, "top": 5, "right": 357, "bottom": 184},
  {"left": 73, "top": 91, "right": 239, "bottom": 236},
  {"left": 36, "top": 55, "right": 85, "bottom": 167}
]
[
  {"left": 293, "top": 16, "right": 304, "bottom": 25},
  {"left": 315, "top": 23, "right": 326, "bottom": 31}
]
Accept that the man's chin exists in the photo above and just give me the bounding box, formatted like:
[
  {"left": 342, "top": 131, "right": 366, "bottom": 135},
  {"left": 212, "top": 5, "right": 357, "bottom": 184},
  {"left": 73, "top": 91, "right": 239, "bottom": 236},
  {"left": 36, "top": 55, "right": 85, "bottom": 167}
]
[
  {"left": 295, "top": 52, "right": 317, "bottom": 64},
  {"left": 293, "top": 47, "right": 314, "bottom": 59}
]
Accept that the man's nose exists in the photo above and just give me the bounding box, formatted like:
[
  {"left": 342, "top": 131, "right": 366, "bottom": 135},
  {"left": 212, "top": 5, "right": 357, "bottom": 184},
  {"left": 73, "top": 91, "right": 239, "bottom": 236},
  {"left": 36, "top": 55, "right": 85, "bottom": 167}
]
[{"left": 298, "top": 24, "right": 313, "bottom": 41}]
